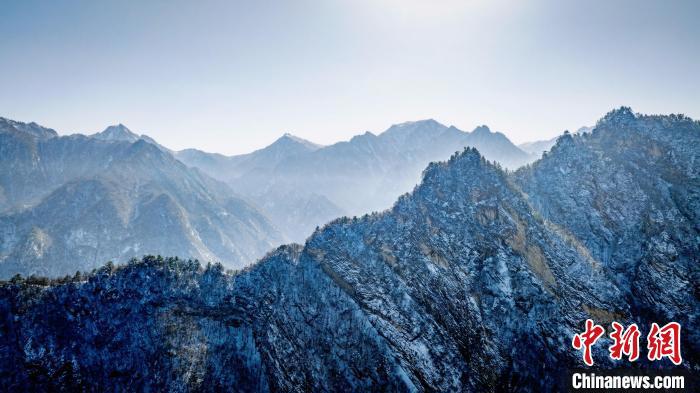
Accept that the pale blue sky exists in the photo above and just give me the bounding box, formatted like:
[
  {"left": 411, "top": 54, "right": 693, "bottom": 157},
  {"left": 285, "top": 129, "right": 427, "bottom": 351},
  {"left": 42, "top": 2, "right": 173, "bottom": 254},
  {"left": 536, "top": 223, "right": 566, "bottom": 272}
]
[{"left": 1, "top": 0, "right": 698, "bottom": 154}]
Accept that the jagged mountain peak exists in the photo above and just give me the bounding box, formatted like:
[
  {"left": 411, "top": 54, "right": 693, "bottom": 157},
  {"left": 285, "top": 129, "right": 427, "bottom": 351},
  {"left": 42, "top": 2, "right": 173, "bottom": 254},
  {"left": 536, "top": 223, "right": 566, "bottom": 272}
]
[
  {"left": 394, "top": 118, "right": 443, "bottom": 127},
  {"left": 435, "top": 145, "right": 484, "bottom": 167},
  {"left": 1, "top": 108, "right": 698, "bottom": 391},
  {"left": 90, "top": 124, "right": 170, "bottom": 153},
  {"left": 93, "top": 123, "right": 140, "bottom": 142},
  {"left": 379, "top": 119, "right": 451, "bottom": 149},
  {"left": 547, "top": 130, "right": 577, "bottom": 153},
  {"left": 471, "top": 124, "right": 492, "bottom": 135},
  {"left": 421, "top": 147, "right": 500, "bottom": 186},
  {"left": 349, "top": 130, "right": 377, "bottom": 142},
  {"left": 461, "top": 124, "right": 531, "bottom": 168},
  {"left": 470, "top": 125, "right": 509, "bottom": 140},
  {"left": 271, "top": 132, "right": 320, "bottom": 150},
  {"left": 597, "top": 106, "right": 637, "bottom": 127},
  {"left": 0, "top": 117, "right": 58, "bottom": 140},
  {"left": 383, "top": 118, "right": 447, "bottom": 135}
]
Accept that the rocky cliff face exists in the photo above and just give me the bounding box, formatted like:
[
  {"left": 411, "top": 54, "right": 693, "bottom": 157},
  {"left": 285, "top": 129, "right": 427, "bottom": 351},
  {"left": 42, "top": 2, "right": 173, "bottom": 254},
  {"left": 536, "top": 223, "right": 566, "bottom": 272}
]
[
  {"left": 516, "top": 107, "right": 700, "bottom": 365},
  {"left": 0, "top": 109, "right": 697, "bottom": 392}
]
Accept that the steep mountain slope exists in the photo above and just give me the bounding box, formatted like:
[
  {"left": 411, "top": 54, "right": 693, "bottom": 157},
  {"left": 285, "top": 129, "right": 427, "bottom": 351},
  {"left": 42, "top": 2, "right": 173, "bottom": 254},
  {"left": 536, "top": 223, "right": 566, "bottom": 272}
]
[
  {"left": 516, "top": 107, "right": 700, "bottom": 360},
  {"left": 0, "top": 120, "right": 169, "bottom": 212},
  {"left": 1, "top": 108, "right": 695, "bottom": 391},
  {"left": 0, "top": 118, "right": 60, "bottom": 212},
  {"left": 3, "top": 144, "right": 683, "bottom": 391},
  {"left": 178, "top": 120, "right": 534, "bottom": 242},
  {"left": 174, "top": 149, "right": 232, "bottom": 180},
  {"left": 0, "top": 120, "right": 283, "bottom": 278}
]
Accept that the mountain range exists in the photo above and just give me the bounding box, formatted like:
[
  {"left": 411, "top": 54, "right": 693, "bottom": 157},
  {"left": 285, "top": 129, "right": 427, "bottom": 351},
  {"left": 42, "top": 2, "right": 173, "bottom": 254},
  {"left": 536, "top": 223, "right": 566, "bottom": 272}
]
[
  {"left": 0, "top": 116, "right": 540, "bottom": 277},
  {"left": 0, "top": 107, "right": 697, "bottom": 391},
  {"left": 0, "top": 120, "right": 282, "bottom": 278},
  {"left": 176, "top": 120, "right": 536, "bottom": 241}
]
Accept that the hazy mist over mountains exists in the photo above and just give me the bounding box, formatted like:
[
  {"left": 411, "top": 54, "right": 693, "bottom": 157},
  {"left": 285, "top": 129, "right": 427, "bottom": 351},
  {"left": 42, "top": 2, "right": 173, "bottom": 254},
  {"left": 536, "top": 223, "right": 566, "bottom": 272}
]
[
  {"left": 177, "top": 119, "right": 538, "bottom": 242},
  {"left": 0, "top": 119, "right": 283, "bottom": 278},
  {"left": 0, "top": 115, "right": 551, "bottom": 277},
  {"left": 2, "top": 0, "right": 698, "bottom": 390},
  {"left": 2, "top": 107, "right": 698, "bottom": 391}
]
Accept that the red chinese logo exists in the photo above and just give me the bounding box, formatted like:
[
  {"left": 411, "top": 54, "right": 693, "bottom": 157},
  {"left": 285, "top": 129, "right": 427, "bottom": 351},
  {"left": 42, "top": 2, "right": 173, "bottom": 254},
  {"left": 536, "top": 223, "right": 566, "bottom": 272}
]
[
  {"left": 608, "top": 322, "right": 640, "bottom": 361},
  {"left": 573, "top": 320, "right": 682, "bottom": 366},
  {"left": 572, "top": 319, "right": 605, "bottom": 366},
  {"left": 647, "top": 322, "right": 682, "bottom": 365}
]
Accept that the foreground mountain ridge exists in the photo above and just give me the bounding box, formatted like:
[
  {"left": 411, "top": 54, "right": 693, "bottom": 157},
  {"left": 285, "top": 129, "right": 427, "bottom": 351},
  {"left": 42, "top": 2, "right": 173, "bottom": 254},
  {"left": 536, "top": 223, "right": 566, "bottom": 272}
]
[{"left": 1, "top": 108, "right": 697, "bottom": 391}]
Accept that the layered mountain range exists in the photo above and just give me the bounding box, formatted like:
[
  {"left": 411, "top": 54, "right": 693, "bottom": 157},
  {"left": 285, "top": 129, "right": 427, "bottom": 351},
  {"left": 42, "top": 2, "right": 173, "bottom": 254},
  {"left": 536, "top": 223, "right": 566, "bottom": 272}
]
[
  {"left": 0, "top": 120, "right": 282, "bottom": 278},
  {"left": 1, "top": 108, "right": 697, "bottom": 391},
  {"left": 177, "top": 120, "right": 535, "bottom": 241},
  {"left": 0, "top": 116, "right": 537, "bottom": 277}
]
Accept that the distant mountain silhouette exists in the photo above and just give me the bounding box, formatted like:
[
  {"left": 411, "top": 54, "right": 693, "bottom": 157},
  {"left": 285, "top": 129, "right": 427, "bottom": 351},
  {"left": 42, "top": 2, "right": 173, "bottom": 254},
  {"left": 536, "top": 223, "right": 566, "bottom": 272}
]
[
  {"left": 0, "top": 118, "right": 282, "bottom": 278},
  {"left": 177, "top": 119, "right": 534, "bottom": 241}
]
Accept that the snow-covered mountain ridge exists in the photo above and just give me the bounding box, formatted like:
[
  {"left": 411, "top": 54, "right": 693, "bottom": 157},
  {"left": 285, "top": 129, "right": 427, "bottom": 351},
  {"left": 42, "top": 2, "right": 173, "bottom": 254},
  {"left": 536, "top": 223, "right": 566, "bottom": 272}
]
[{"left": 1, "top": 107, "right": 697, "bottom": 391}]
